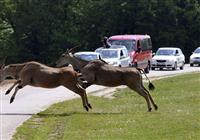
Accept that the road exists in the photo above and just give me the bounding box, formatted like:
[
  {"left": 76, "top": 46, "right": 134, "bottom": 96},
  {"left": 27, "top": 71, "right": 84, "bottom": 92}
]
[{"left": 0, "top": 64, "right": 200, "bottom": 140}]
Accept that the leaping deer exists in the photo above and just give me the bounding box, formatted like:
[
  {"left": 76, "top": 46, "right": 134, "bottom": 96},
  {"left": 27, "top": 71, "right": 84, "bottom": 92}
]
[
  {"left": 56, "top": 50, "right": 158, "bottom": 112},
  {"left": 56, "top": 46, "right": 89, "bottom": 71},
  {"left": 0, "top": 60, "right": 92, "bottom": 111}
]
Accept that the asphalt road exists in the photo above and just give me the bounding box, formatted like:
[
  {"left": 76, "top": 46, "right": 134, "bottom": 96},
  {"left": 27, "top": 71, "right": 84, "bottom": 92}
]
[{"left": 0, "top": 64, "right": 200, "bottom": 140}]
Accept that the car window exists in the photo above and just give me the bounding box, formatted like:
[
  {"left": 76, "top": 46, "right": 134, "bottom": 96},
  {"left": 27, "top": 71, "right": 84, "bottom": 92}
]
[
  {"left": 75, "top": 54, "right": 98, "bottom": 61},
  {"left": 194, "top": 48, "right": 200, "bottom": 53},
  {"left": 175, "top": 50, "right": 179, "bottom": 55},
  {"left": 120, "top": 50, "right": 124, "bottom": 57},
  {"left": 156, "top": 49, "right": 175, "bottom": 56}
]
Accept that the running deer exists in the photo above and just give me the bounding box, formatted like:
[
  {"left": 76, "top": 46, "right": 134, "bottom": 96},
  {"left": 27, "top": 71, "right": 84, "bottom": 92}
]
[
  {"left": 0, "top": 60, "right": 92, "bottom": 111},
  {"left": 56, "top": 47, "right": 89, "bottom": 71},
  {"left": 56, "top": 51, "right": 158, "bottom": 112}
]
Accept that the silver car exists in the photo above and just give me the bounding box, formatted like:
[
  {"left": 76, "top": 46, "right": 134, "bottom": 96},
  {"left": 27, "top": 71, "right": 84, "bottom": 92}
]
[
  {"left": 190, "top": 47, "right": 200, "bottom": 66},
  {"left": 95, "top": 45, "right": 130, "bottom": 67},
  {"left": 151, "top": 47, "right": 185, "bottom": 70}
]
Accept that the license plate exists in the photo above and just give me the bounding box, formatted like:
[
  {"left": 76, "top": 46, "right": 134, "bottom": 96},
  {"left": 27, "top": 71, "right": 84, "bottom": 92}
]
[{"left": 157, "top": 62, "right": 165, "bottom": 65}]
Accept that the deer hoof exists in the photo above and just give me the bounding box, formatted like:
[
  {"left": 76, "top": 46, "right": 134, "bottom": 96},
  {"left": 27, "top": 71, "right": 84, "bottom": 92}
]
[
  {"left": 148, "top": 108, "right": 152, "bottom": 112},
  {"left": 10, "top": 97, "right": 14, "bottom": 104},
  {"left": 5, "top": 90, "right": 11, "bottom": 95},
  {"left": 84, "top": 106, "right": 89, "bottom": 112},
  {"left": 154, "top": 104, "right": 158, "bottom": 110},
  {"left": 88, "top": 104, "right": 92, "bottom": 109}
]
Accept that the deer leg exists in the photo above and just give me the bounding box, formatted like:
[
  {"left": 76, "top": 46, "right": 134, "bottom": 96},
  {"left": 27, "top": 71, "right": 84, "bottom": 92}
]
[
  {"left": 9, "top": 79, "right": 28, "bottom": 104},
  {"left": 77, "top": 84, "right": 92, "bottom": 109},
  {"left": 67, "top": 84, "right": 91, "bottom": 111},
  {"left": 82, "top": 89, "right": 92, "bottom": 109},
  {"left": 129, "top": 85, "right": 152, "bottom": 112},
  {"left": 81, "top": 93, "right": 89, "bottom": 111},
  {"left": 10, "top": 85, "right": 23, "bottom": 104},
  {"left": 5, "top": 80, "right": 21, "bottom": 95},
  {"left": 142, "top": 85, "right": 158, "bottom": 110}
]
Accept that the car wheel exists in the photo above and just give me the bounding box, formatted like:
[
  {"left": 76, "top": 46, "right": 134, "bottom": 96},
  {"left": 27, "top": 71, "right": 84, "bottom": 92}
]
[
  {"left": 172, "top": 62, "right": 177, "bottom": 70},
  {"left": 180, "top": 66, "right": 184, "bottom": 70},
  {"left": 190, "top": 63, "right": 193, "bottom": 67},
  {"left": 180, "top": 62, "right": 184, "bottom": 70},
  {"left": 134, "top": 62, "right": 138, "bottom": 68},
  {"left": 151, "top": 67, "right": 155, "bottom": 70}
]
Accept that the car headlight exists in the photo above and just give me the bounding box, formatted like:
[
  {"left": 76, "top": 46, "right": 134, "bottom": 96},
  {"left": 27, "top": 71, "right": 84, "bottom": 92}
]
[
  {"left": 151, "top": 59, "right": 156, "bottom": 63},
  {"left": 167, "top": 59, "right": 174, "bottom": 63},
  {"left": 113, "top": 61, "right": 118, "bottom": 65}
]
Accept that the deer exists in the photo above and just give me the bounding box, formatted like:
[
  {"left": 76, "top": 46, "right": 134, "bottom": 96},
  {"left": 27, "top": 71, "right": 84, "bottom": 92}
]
[
  {"left": 56, "top": 49, "right": 158, "bottom": 112},
  {"left": 56, "top": 47, "right": 89, "bottom": 71},
  {"left": 0, "top": 59, "right": 92, "bottom": 111}
]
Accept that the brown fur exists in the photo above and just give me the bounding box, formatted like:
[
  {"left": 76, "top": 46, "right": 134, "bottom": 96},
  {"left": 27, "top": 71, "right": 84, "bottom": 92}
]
[
  {"left": 81, "top": 60, "right": 158, "bottom": 111},
  {"left": 0, "top": 61, "right": 92, "bottom": 111}
]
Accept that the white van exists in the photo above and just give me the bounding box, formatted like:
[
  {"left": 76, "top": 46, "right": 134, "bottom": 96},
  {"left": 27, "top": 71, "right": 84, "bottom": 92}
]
[{"left": 95, "top": 45, "right": 130, "bottom": 67}]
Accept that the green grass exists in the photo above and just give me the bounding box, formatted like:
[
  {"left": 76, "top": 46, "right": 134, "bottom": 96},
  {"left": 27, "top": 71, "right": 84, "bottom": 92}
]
[{"left": 13, "top": 73, "right": 200, "bottom": 140}]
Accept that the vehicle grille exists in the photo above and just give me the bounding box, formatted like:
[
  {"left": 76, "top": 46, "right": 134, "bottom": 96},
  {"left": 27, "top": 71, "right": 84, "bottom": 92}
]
[{"left": 156, "top": 60, "right": 166, "bottom": 62}]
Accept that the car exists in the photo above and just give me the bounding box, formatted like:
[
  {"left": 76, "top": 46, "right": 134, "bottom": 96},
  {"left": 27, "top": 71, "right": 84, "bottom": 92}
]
[
  {"left": 74, "top": 52, "right": 102, "bottom": 61},
  {"left": 190, "top": 47, "right": 200, "bottom": 67},
  {"left": 151, "top": 47, "right": 185, "bottom": 70},
  {"left": 108, "top": 34, "right": 153, "bottom": 73},
  {"left": 95, "top": 45, "right": 130, "bottom": 67}
]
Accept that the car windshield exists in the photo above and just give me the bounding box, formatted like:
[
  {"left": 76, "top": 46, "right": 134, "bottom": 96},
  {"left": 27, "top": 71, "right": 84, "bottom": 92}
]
[
  {"left": 156, "top": 49, "right": 176, "bottom": 56},
  {"left": 194, "top": 48, "right": 200, "bottom": 54},
  {"left": 75, "top": 54, "right": 98, "bottom": 61},
  {"left": 108, "top": 40, "right": 136, "bottom": 52},
  {"left": 96, "top": 50, "right": 118, "bottom": 58}
]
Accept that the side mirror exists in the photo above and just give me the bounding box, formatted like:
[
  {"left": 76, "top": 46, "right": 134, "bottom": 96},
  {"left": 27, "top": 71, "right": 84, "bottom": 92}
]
[
  {"left": 136, "top": 47, "right": 141, "bottom": 53},
  {"left": 175, "top": 50, "right": 179, "bottom": 56}
]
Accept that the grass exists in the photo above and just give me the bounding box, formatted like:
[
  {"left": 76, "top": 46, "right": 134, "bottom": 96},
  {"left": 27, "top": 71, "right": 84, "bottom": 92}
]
[{"left": 13, "top": 73, "right": 200, "bottom": 140}]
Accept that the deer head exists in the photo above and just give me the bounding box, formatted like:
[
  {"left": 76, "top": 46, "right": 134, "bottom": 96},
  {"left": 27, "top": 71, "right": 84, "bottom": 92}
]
[{"left": 56, "top": 46, "right": 79, "bottom": 67}]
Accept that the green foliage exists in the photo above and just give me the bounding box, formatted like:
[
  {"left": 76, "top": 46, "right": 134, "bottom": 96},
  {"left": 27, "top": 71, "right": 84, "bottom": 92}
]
[{"left": 0, "top": 0, "right": 200, "bottom": 64}]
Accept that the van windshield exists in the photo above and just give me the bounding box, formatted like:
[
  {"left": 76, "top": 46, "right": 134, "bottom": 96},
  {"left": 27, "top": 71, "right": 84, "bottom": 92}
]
[{"left": 108, "top": 40, "right": 136, "bottom": 52}]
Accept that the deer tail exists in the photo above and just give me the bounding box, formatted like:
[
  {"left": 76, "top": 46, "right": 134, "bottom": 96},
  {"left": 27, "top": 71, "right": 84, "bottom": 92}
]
[{"left": 136, "top": 68, "right": 155, "bottom": 91}]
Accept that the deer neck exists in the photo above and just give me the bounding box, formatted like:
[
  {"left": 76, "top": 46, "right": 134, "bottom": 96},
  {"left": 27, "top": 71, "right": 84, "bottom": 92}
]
[
  {"left": 68, "top": 56, "right": 79, "bottom": 66},
  {"left": 4, "top": 63, "right": 26, "bottom": 79}
]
